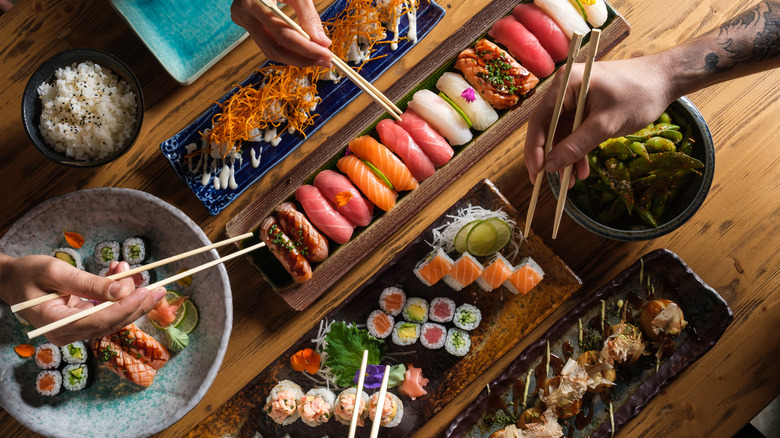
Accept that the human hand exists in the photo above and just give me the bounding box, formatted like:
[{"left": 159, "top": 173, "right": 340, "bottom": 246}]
[
  {"left": 0, "top": 254, "right": 166, "bottom": 346},
  {"left": 524, "top": 55, "right": 675, "bottom": 187},
  {"left": 231, "top": 0, "right": 332, "bottom": 68}
]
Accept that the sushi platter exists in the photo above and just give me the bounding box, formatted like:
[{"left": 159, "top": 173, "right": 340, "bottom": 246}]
[{"left": 227, "top": 0, "right": 631, "bottom": 310}]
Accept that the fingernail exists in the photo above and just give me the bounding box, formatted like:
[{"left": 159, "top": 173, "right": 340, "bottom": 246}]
[
  {"left": 152, "top": 288, "right": 167, "bottom": 301},
  {"left": 109, "top": 282, "right": 124, "bottom": 299},
  {"left": 120, "top": 261, "right": 130, "bottom": 271},
  {"left": 545, "top": 158, "right": 563, "bottom": 172}
]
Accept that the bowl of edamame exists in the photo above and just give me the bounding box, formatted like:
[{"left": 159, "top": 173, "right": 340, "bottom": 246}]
[{"left": 548, "top": 96, "right": 715, "bottom": 241}]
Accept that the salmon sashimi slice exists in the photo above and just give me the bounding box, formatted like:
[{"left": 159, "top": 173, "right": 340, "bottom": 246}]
[
  {"left": 376, "top": 119, "right": 436, "bottom": 182},
  {"left": 505, "top": 262, "right": 544, "bottom": 295},
  {"left": 444, "top": 254, "right": 484, "bottom": 290},
  {"left": 348, "top": 136, "right": 419, "bottom": 191},
  {"left": 93, "top": 335, "right": 158, "bottom": 387},
  {"left": 111, "top": 323, "right": 170, "bottom": 370},
  {"left": 414, "top": 249, "right": 454, "bottom": 286},
  {"left": 476, "top": 255, "right": 513, "bottom": 291},
  {"left": 337, "top": 155, "right": 398, "bottom": 212}
]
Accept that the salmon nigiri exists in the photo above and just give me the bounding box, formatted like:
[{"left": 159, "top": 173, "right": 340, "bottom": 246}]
[
  {"left": 93, "top": 323, "right": 170, "bottom": 387},
  {"left": 348, "top": 136, "right": 419, "bottom": 191},
  {"left": 111, "top": 323, "right": 170, "bottom": 370},
  {"left": 337, "top": 155, "right": 398, "bottom": 212}
]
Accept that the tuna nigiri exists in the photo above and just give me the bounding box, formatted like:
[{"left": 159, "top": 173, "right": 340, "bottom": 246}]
[
  {"left": 348, "top": 136, "right": 419, "bottom": 191},
  {"left": 376, "top": 119, "right": 436, "bottom": 182},
  {"left": 414, "top": 248, "right": 454, "bottom": 286},
  {"left": 489, "top": 16, "right": 556, "bottom": 78},
  {"left": 313, "top": 170, "right": 374, "bottom": 227},
  {"left": 435, "top": 72, "right": 499, "bottom": 132},
  {"left": 504, "top": 257, "right": 545, "bottom": 295},
  {"left": 295, "top": 185, "right": 355, "bottom": 244},
  {"left": 397, "top": 110, "right": 454, "bottom": 167},
  {"left": 337, "top": 155, "right": 398, "bottom": 212},
  {"left": 533, "top": 0, "right": 590, "bottom": 39},
  {"left": 476, "top": 254, "right": 513, "bottom": 291},
  {"left": 406, "top": 89, "right": 473, "bottom": 146},
  {"left": 276, "top": 201, "right": 329, "bottom": 262},
  {"left": 513, "top": 3, "right": 571, "bottom": 62}
]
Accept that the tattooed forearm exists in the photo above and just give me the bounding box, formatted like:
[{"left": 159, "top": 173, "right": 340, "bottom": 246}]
[{"left": 704, "top": 1, "right": 780, "bottom": 73}]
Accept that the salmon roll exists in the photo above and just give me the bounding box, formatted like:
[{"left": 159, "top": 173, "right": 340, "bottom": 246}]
[
  {"left": 379, "top": 286, "right": 406, "bottom": 316},
  {"left": 298, "top": 387, "right": 336, "bottom": 427},
  {"left": 367, "top": 310, "right": 395, "bottom": 339},
  {"left": 414, "top": 248, "right": 454, "bottom": 286},
  {"left": 34, "top": 343, "right": 61, "bottom": 370},
  {"left": 476, "top": 253, "right": 513, "bottom": 291},
  {"left": 337, "top": 155, "right": 398, "bottom": 212},
  {"left": 348, "top": 136, "right": 419, "bottom": 191},
  {"left": 368, "top": 391, "right": 404, "bottom": 428},
  {"left": 35, "top": 370, "right": 62, "bottom": 397},
  {"left": 265, "top": 380, "right": 303, "bottom": 425},
  {"left": 444, "top": 253, "right": 484, "bottom": 291},
  {"left": 504, "top": 257, "right": 545, "bottom": 295},
  {"left": 334, "top": 388, "right": 369, "bottom": 426}
]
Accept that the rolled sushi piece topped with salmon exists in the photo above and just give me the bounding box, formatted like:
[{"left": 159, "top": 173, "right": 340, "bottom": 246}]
[
  {"left": 337, "top": 155, "right": 398, "bottom": 212},
  {"left": 313, "top": 170, "right": 374, "bottom": 227},
  {"left": 295, "top": 184, "right": 355, "bottom": 244},
  {"left": 504, "top": 257, "right": 545, "bottom": 295},
  {"left": 476, "top": 253, "right": 514, "bottom": 291},
  {"left": 334, "top": 387, "right": 369, "bottom": 426},
  {"left": 444, "top": 252, "right": 484, "bottom": 291},
  {"left": 397, "top": 110, "right": 454, "bottom": 167},
  {"left": 348, "top": 135, "right": 419, "bottom": 191},
  {"left": 376, "top": 119, "right": 436, "bottom": 182},
  {"left": 414, "top": 248, "right": 454, "bottom": 286},
  {"left": 368, "top": 391, "right": 404, "bottom": 427}
]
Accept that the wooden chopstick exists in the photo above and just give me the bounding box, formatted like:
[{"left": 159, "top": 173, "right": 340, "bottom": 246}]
[
  {"left": 10, "top": 232, "right": 255, "bottom": 313},
  {"left": 553, "top": 29, "right": 601, "bottom": 239},
  {"left": 255, "top": 0, "right": 403, "bottom": 120},
  {"left": 524, "top": 33, "right": 584, "bottom": 238},
  {"left": 348, "top": 350, "right": 370, "bottom": 438},
  {"left": 369, "top": 364, "right": 392, "bottom": 438},
  {"left": 25, "top": 240, "right": 266, "bottom": 340}
]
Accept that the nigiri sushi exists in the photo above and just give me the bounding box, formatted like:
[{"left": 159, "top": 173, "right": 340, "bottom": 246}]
[
  {"left": 348, "top": 135, "right": 419, "bottom": 191},
  {"left": 295, "top": 185, "right": 354, "bottom": 244},
  {"left": 534, "top": 0, "right": 590, "bottom": 39},
  {"left": 443, "top": 252, "right": 484, "bottom": 291},
  {"left": 276, "top": 202, "right": 329, "bottom": 262},
  {"left": 397, "top": 110, "right": 454, "bottom": 167},
  {"left": 436, "top": 72, "right": 499, "bottom": 131},
  {"left": 313, "top": 170, "right": 374, "bottom": 227},
  {"left": 583, "top": 0, "right": 608, "bottom": 27},
  {"left": 92, "top": 324, "right": 169, "bottom": 388},
  {"left": 259, "top": 216, "right": 313, "bottom": 284},
  {"left": 489, "top": 16, "right": 556, "bottom": 78},
  {"left": 504, "top": 257, "right": 545, "bottom": 295},
  {"left": 406, "top": 89, "right": 473, "bottom": 146},
  {"left": 512, "top": 3, "right": 571, "bottom": 62},
  {"left": 414, "top": 248, "right": 454, "bottom": 286},
  {"left": 337, "top": 155, "right": 398, "bottom": 212},
  {"left": 476, "top": 253, "right": 513, "bottom": 291},
  {"left": 376, "top": 119, "right": 436, "bottom": 181}
]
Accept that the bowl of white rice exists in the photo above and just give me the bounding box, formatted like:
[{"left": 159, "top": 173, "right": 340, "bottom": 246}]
[{"left": 22, "top": 48, "right": 143, "bottom": 167}]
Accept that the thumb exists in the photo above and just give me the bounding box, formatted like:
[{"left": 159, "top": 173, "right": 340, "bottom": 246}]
[
  {"left": 55, "top": 262, "right": 133, "bottom": 302},
  {"left": 287, "top": 0, "right": 330, "bottom": 47},
  {"left": 545, "top": 116, "right": 606, "bottom": 173}
]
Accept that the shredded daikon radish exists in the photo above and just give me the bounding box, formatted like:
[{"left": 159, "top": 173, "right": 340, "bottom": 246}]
[{"left": 426, "top": 204, "right": 524, "bottom": 259}]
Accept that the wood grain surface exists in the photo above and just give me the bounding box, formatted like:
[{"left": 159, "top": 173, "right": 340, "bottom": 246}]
[{"left": 0, "top": 0, "right": 777, "bottom": 437}]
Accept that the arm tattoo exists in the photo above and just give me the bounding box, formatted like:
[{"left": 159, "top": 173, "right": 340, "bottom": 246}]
[{"left": 704, "top": 1, "right": 780, "bottom": 73}]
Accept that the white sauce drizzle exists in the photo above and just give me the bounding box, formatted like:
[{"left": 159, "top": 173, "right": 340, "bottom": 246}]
[
  {"left": 250, "top": 146, "right": 263, "bottom": 168},
  {"left": 407, "top": 5, "right": 417, "bottom": 43}
]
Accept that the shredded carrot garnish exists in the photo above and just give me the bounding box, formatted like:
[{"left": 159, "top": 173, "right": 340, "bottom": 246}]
[
  {"left": 15, "top": 344, "right": 35, "bottom": 358},
  {"left": 64, "top": 231, "right": 85, "bottom": 249}
]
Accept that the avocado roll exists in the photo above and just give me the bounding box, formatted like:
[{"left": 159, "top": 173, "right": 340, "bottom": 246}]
[
  {"left": 62, "top": 363, "right": 90, "bottom": 391},
  {"left": 61, "top": 341, "right": 88, "bottom": 364},
  {"left": 94, "top": 240, "right": 120, "bottom": 267},
  {"left": 50, "top": 247, "right": 83, "bottom": 270}
]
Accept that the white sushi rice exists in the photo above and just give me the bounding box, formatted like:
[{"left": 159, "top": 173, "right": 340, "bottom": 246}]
[
  {"left": 391, "top": 321, "right": 420, "bottom": 346},
  {"left": 37, "top": 61, "right": 137, "bottom": 161},
  {"left": 445, "top": 327, "right": 471, "bottom": 357},
  {"left": 420, "top": 322, "right": 447, "bottom": 349}
]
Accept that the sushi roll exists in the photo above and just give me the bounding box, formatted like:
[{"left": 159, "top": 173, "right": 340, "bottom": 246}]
[
  {"left": 420, "top": 323, "right": 447, "bottom": 350},
  {"left": 476, "top": 253, "right": 514, "bottom": 291},
  {"left": 50, "top": 247, "right": 83, "bottom": 270},
  {"left": 435, "top": 72, "right": 499, "bottom": 131},
  {"left": 402, "top": 297, "right": 429, "bottom": 324},
  {"left": 453, "top": 304, "right": 482, "bottom": 331},
  {"left": 413, "top": 248, "right": 454, "bottom": 287},
  {"left": 34, "top": 343, "right": 61, "bottom": 370},
  {"left": 298, "top": 387, "right": 336, "bottom": 427},
  {"left": 367, "top": 310, "right": 395, "bottom": 339},
  {"left": 379, "top": 286, "right": 406, "bottom": 316},
  {"left": 128, "top": 264, "right": 155, "bottom": 288},
  {"left": 443, "top": 253, "right": 484, "bottom": 291},
  {"left": 97, "top": 266, "right": 110, "bottom": 277},
  {"left": 334, "top": 387, "right": 370, "bottom": 426},
  {"left": 61, "top": 363, "right": 90, "bottom": 391},
  {"left": 122, "top": 237, "right": 150, "bottom": 264},
  {"left": 392, "top": 321, "right": 420, "bottom": 346},
  {"left": 94, "top": 240, "right": 120, "bottom": 267},
  {"left": 264, "top": 380, "right": 303, "bottom": 425},
  {"left": 428, "top": 297, "right": 456, "bottom": 323},
  {"left": 35, "top": 370, "right": 62, "bottom": 396},
  {"left": 504, "top": 257, "right": 545, "bottom": 295},
  {"left": 445, "top": 327, "right": 471, "bottom": 357},
  {"left": 368, "top": 391, "right": 404, "bottom": 428},
  {"left": 61, "top": 341, "right": 88, "bottom": 364},
  {"left": 406, "top": 89, "right": 473, "bottom": 146}
]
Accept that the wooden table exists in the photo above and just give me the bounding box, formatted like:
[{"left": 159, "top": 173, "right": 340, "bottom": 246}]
[{"left": 0, "top": 0, "right": 777, "bottom": 436}]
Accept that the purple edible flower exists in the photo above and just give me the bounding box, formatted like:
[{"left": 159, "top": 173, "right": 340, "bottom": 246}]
[
  {"left": 354, "top": 364, "right": 386, "bottom": 389},
  {"left": 461, "top": 87, "right": 477, "bottom": 103}
]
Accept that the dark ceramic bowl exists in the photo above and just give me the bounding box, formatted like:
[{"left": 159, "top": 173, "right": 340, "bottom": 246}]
[
  {"left": 21, "top": 48, "right": 144, "bottom": 168},
  {"left": 548, "top": 97, "right": 715, "bottom": 241}
]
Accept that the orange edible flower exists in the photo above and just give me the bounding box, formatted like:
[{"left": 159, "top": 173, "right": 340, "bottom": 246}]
[
  {"left": 64, "top": 231, "right": 85, "bottom": 249},
  {"left": 334, "top": 191, "right": 353, "bottom": 208},
  {"left": 290, "top": 348, "right": 321, "bottom": 375},
  {"left": 14, "top": 344, "right": 35, "bottom": 358}
]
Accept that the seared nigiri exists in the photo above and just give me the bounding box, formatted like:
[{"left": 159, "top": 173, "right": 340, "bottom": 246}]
[
  {"left": 504, "top": 257, "right": 545, "bottom": 295},
  {"left": 111, "top": 323, "right": 170, "bottom": 370},
  {"left": 295, "top": 185, "right": 355, "bottom": 244},
  {"left": 259, "top": 216, "right": 313, "bottom": 283},
  {"left": 436, "top": 72, "right": 499, "bottom": 131},
  {"left": 406, "top": 89, "right": 473, "bottom": 146},
  {"left": 397, "top": 110, "right": 454, "bottom": 167},
  {"left": 276, "top": 202, "right": 329, "bottom": 262},
  {"left": 443, "top": 252, "right": 484, "bottom": 291},
  {"left": 313, "top": 170, "right": 374, "bottom": 227},
  {"left": 348, "top": 136, "right": 419, "bottom": 191},
  {"left": 376, "top": 119, "right": 436, "bottom": 182},
  {"left": 414, "top": 248, "right": 454, "bottom": 286},
  {"left": 513, "top": 3, "right": 571, "bottom": 62},
  {"left": 93, "top": 323, "right": 169, "bottom": 387},
  {"left": 489, "top": 16, "right": 555, "bottom": 78},
  {"left": 337, "top": 155, "right": 398, "bottom": 212},
  {"left": 476, "top": 254, "right": 513, "bottom": 291}
]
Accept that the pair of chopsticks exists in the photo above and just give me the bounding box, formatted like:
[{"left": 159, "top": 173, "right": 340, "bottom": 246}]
[
  {"left": 14, "top": 233, "right": 265, "bottom": 340},
  {"left": 256, "top": 0, "right": 403, "bottom": 121},
  {"left": 348, "top": 350, "right": 392, "bottom": 438},
  {"left": 525, "top": 29, "right": 602, "bottom": 239}
]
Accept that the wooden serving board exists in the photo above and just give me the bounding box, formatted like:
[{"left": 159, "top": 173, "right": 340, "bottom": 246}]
[
  {"left": 226, "top": 1, "right": 631, "bottom": 310},
  {"left": 192, "top": 179, "right": 582, "bottom": 437}
]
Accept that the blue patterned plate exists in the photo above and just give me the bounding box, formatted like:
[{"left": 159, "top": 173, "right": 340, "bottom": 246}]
[
  {"left": 160, "top": 0, "right": 445, "bottom": 215},
  {"left": 0, "top": 188, "right": 232, "bottom": 438}
]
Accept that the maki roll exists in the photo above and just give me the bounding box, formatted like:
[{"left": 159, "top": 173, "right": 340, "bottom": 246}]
[
  {"left": 413, "top": 248, "right": 454, "bottom": 286},
  {"left": 62, "top": 363, "right": 90, "bottom": 391},
  {"left": 35, "top": 370, "right": 62, "bottom": 396},
  {"left": 429, "top": 297, "right": 456, "bottom": 323},
  {"left": 50, "top": 247, "right": 83, "bottom": 270},
  {"left": 122, "top": 237, "right": 150, "bottom": 264},
  {"left": 392, "top": 321, "right": 420, "bottom": 346},
  {"left": 128, "top": 264, "right": 156, "bottom": 288},
  {"left": 61, "top": 341, "right": 88, "bottom": 364},
  {"left": 445, "top": 327, "right": 471, "bottom": 357},
  {"left": 420, "top": 323, "right": 447, "bottom": 350},
  {"left": 402, "top": 297, "right": 429, "bottom": 324},
  {"left": 367, "top": 310, "right": 395, "bottom": 339},
  {"left": 504, "top": 257, "right": 545, "bottom": 295},
  {"left": 379, "top": 286, "right": 406, "bottom": 316},
  {"left": 34, "top": 343, "right": 61, "bottom": 370},
  {"left": 453, "top": 304, "right": 482, "bottom": 331},
  {"left": 476, "top": 253, "right": 513, "bottom": 291},
  {"left": 264, "top": 380, "right": 303, "bottom": 425},
  {"left": 334, "top": 387, "right": 369, "bottom": 426},
  {"left": 94, "top": 240, "right": 120, "bottom": 267},
  {"left": 368, "top": 391, "right": 404, "bottom": 428},
  {"left": 443, "top": 253, "right": 484, "bottom": 291},
  {"left": 298, "top": 387, "right": 336, "bottom": 427}
]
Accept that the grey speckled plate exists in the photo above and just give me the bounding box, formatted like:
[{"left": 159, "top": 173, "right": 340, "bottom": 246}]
[{"left": 0, "top": 188, "right": 232, "bottom": 438}]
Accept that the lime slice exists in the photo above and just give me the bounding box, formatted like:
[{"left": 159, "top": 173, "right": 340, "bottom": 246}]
[
  {"left": 150, "top": 290, "right": 186, "bottom": 330},
  {"left": 484, "top": 218, "right": 512, "bottom": 251},
  {"left": 439, "top": 92, "right": 472, "bottom": 129},
  {"left": 454, "top": 220, "right": 483, "bottom": 253},
  {"left": 361, "top": 159, "right": 395, "bottom": 191},
  {"left": 466, "top": 218, "right": 512, "bottom": 256},
  {"left": 176, "top": 300, "right": 199, "bottom": 334}
]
